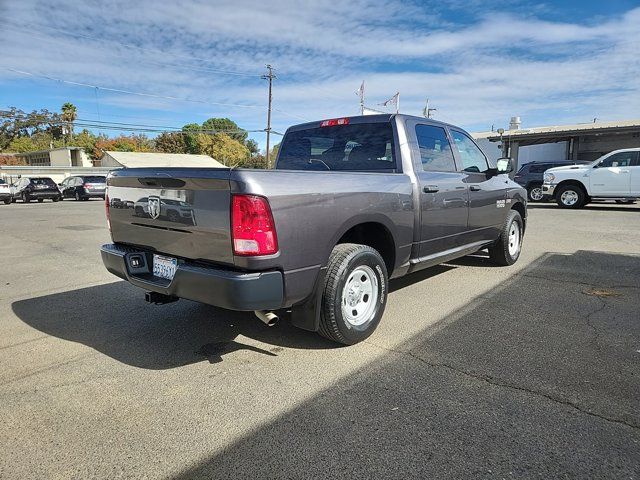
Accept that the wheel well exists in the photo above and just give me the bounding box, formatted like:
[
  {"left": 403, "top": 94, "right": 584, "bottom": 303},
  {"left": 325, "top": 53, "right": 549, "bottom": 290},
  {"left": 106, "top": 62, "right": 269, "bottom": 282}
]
[
  {"left": 337, "top": 222, "right": 396, "bottom": 274},
  {"left": 555, "top": 179, "right": 587, "bottom": 196},
  {"left": 511, "top": 202, "right": 526, "bottom": 231}
]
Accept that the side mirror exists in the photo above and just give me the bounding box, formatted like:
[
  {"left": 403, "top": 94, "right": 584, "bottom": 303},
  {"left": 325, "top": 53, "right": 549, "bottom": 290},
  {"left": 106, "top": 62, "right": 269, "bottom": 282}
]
[{"left": 496, "top": 157, "right": 514, "bottom": 174}]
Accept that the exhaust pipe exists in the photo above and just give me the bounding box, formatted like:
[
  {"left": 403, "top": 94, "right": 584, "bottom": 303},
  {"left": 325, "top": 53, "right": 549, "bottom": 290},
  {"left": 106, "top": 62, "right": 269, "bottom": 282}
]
[{"left": 254, "top": 310, "right": 279, "bottom": 327}]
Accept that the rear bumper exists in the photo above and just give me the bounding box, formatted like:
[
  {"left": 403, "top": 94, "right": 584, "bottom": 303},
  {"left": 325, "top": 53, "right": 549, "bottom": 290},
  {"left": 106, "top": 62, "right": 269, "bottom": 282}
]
[
  {"left": 101, "top": 243, "right": 284, "bottom": 311},
  {"left": 83, "top": 192, "right": 106, "bottom": 198},
  {"left": 27, "top": 191, "right": 60, "bottom": 198}
]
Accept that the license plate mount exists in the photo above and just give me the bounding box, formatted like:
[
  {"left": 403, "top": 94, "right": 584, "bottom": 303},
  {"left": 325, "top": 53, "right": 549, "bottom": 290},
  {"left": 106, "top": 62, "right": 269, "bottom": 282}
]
[{"left": 152, "top": 254, "right": 177, "bottom": 280}]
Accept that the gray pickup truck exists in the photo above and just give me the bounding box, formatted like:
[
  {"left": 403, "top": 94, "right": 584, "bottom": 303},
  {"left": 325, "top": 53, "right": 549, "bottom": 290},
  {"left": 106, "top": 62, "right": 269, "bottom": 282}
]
[{"left": 101, "top": 114, "right": 526, "bottom": 345}]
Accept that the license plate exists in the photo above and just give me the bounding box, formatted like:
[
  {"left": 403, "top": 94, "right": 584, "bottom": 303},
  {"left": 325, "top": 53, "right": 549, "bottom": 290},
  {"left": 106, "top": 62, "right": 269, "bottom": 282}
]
[{"left": 152, "top": 255, "right": 177, "bottom": 280}]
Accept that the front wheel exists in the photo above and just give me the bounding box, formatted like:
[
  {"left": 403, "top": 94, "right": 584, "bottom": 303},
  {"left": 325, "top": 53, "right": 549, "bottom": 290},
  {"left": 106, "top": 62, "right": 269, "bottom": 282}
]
[
  {"left": 319, "top": 243, "right": 388, "bottom": 345},
  {"left": 488, "top": 210, "right": 523, "bottom": 266},
  {"left": 555, "top": 184, "right": 586, "bottom": 208}
]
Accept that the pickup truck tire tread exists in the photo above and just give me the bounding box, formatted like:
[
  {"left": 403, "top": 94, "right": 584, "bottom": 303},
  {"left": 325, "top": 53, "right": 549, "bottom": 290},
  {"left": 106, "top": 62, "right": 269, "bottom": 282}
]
[
  {"left": 319, "top": 243, "right": 388, "bottom": 345},
  {"left": 555, "top": 184, "right": 586, "bottom": 209},
  {"left": 488, "top": 210, "right": 523, "bottom": 266}
]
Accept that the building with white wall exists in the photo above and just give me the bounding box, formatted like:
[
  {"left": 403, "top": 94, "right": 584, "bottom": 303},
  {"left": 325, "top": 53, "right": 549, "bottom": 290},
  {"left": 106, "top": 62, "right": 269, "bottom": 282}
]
[{"left": 15, "top": 147, "right": 92, "bottom": 167}]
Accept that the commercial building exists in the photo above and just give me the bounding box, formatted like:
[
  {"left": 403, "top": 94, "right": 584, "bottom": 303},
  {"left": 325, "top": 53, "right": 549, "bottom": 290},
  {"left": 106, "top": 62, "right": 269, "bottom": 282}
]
[
  {"left": 15, "top": 147, "right": 92, "bottom": 167},
  {"left": 474, "top": 117, "right": 640, "bottom": 168}
]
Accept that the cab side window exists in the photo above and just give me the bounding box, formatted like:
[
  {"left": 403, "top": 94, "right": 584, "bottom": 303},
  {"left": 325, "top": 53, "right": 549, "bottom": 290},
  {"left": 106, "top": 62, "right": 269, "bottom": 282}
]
[
  {"left": 451, "top": 130, "right": 489, "bottom": 173},
  {"left": 415, "top": 124, "right": 456, "bottom": 172},
  {"left": 599, "top": 152, "right": 637, "bottom": 168}
]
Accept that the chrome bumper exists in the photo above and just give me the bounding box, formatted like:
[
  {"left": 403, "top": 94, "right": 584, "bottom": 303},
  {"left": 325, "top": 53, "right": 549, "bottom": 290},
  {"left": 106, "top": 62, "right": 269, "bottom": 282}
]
[{"left": 542, "top": 184, "right": 556, "bottom": 196}]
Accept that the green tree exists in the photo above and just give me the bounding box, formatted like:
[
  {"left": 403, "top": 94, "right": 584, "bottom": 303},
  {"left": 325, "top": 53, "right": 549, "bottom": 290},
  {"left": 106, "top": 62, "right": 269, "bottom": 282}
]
[
  {"left": 182, "top": 123, "right": 201, "bottom": 154},
  {"left": 197, "top": 133, "right": 250, "bottom": 166},
  {"left": 155, "top": 132, "right": 187, "bottom": 153},
  {"left": 245, "top": 138, "right": 259, "bottom": 156},
  {"left": 202, "top": 118, "right": 247, "bottom": 143},
  {"left": 61, "top": 102, "right": 77, "bottom": 142}
]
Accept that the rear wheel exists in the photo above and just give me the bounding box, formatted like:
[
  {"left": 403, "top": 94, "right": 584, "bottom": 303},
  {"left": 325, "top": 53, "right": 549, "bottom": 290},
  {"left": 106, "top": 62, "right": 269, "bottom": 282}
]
[
  {"left": 527, "top": 184, "right": 544, "bottom": 202},
  {"left": 319, "top": 243, "right": 388, "bottom": 345},
  {"left": 3, "top": 198, "right": 10, "bottom": 205},
  {"left": 37, "top": 198, "right": 44, "bottom": 203},
  {"left": 556, "top": 184, "right": 586, "bottom": 209},
  {"left": 52, "top": 196, "right": 60, "bottom": 202},
  {"left": 75, "top": 191, "right": 82, "bottom": 201},
  {"left": 488, "top": 210, "right": 523, "bottom": 266}
]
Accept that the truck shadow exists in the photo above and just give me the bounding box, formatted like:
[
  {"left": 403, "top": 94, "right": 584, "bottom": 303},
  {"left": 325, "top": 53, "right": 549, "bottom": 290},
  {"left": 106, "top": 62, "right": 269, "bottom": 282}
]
[
  {"left": 170, "top": 250, "right": 640, "bottom": 479},
  {"left": 528, "top": 203, "right": 638, "bottom": 212},
  {"left": 11, "top": 264, "right": 458, "bottom": 369}
]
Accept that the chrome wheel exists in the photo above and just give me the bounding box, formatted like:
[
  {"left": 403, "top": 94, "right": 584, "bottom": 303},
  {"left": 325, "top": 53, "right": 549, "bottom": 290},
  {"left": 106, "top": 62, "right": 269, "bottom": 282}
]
[
  {"left": 560, "top": 189, "right": 578, "bottom": 206},
  {"left": 508, "top": 221, "right": 521, "bottom": 257},
  {"left": 529, "top": 187, "right": 543, "bottom": 201},
  {"left": 341, "top": 265, "right": 379, "bottom": 327}
]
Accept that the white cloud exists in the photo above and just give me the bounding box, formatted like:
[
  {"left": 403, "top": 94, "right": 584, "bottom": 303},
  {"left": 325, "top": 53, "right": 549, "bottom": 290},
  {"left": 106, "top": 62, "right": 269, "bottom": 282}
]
[{"left": 0, "top": 0, "right": 638, "bottom": 145}]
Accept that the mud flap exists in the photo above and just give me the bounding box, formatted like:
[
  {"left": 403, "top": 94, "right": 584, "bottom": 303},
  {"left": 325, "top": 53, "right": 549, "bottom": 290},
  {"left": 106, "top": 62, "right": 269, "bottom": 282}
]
[{"left": 290, "top": 266, "right": 327, "bottom": 332}]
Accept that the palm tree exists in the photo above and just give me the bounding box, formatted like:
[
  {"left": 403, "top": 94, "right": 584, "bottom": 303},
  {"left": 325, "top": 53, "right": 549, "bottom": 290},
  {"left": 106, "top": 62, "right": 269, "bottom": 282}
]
[{"left": 61, "top": 102, "right": 77, "bottom": 144}]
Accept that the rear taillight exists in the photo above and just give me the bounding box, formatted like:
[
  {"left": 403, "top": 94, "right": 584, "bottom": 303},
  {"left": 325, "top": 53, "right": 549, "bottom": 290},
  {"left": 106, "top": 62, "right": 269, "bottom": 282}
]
[
  {"left": 105, "top": 193, "right": 111, "bottom": 232},
  {"left": 231, "top": 194, "right": 278, "bottom": 256}
]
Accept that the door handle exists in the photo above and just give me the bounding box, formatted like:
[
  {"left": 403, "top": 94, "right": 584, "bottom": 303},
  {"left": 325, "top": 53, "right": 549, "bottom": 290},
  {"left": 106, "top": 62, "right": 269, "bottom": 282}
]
[
  {"left": 423, "top": 185, "right": 439, "bottom": 193},
  {"left": 470, "top": 185, "right": 481, "bottom": 192}
]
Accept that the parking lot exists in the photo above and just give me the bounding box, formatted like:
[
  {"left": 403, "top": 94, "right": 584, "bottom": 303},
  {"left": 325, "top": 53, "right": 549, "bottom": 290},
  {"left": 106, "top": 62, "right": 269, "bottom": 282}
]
[{"left": 1, "top": 200, "right": 639, "bottom": 478}]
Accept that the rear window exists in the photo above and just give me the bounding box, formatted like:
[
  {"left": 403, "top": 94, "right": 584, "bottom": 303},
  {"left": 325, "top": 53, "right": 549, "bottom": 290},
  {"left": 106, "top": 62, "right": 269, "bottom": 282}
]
[
  {"left": 83, "top": 176, "right": 106, "bottom": 183},
  {"left": 529, "top": 164, "right": 551, "bottom": 173},
  {"left": 30, "top": 178, "right": 56, "bottom": 186},
  {"left": 277, "top": 122, "right": 396, "bottom": 171}
]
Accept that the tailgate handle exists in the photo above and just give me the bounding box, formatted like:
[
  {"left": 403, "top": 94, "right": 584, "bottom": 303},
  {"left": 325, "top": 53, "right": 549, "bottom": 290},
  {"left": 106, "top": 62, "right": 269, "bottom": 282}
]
[{"left": 138, "top": 178, "right": 186, "bottom": 188}]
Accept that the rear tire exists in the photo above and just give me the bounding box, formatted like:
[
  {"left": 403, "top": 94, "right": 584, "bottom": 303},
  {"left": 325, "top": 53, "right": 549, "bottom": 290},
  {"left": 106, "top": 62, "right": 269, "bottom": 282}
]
[
  {"left": 319, "top": 243, "right": 388, "bottom": 345},
  {"left": 75, "top": 191, "right": 81, "bottom": 201},
  {"left": 527, "top": 184, "right": 544, "bottom": 202},
  {"left": 37, "top": 198, "right": 44, "bottom": 203},
  {"left": 3, "top": 198, "right": 10, "bottom": 205},
  {"left": 488, "top": 210, "right": 523, "bottom": 266},
  {"left": 555, "top": 184, "right": 586, "bottom": 209},
  {"left": 52, "top": 196, "right": 60, "bottom": 202}
]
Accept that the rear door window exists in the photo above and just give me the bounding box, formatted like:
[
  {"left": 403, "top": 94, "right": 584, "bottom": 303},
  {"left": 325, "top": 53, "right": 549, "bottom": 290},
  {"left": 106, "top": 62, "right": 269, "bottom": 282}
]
[
  {"left": 415, "top": 125, "right": 456, "bottom": 172},
  {"left": 277, "top": 122, "right": 396, "bottom": 171}
]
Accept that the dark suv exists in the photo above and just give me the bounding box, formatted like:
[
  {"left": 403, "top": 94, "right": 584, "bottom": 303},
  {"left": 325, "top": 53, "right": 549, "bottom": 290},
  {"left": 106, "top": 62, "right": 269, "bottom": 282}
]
[
  {"left": 59, "top": 175, "right": 107, "bottom": 201},
  {"left": 514, "top": 161, "right": 583, "bottom": 202},
  {"left": 12, "top": 177, "right": 61, "bottom": 203}
]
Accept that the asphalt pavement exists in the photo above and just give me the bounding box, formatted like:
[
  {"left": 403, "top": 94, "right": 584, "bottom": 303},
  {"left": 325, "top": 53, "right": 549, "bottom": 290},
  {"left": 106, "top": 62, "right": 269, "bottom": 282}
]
[{"left": 1, "top": 199, "right": 639, "bottom": 479}]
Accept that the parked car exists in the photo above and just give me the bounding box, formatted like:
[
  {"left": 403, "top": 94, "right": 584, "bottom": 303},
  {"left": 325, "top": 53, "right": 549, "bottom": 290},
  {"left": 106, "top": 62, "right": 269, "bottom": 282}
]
[
  {"left": 101, "top": 114, "right": 527, "bottom": 345},
  {"left": 542, "top": 148, "right": 640, "bottom": 208},
  {"left": 11, "top": 177, "right": 61, "bottom": 203},
  {"left": 0, "top": 179, "right": 11, "bottom": 204},
  {"left": 514, "top": 161, "right": 586, "bottom": 202},
  {"left": 59, "top": 175, "right": 106, "bottom": 201}
]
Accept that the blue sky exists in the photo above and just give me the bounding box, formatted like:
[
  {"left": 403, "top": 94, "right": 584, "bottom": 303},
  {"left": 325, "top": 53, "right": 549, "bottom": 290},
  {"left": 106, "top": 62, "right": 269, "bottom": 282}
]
[{"left": 1, "top": 0, "right": 639, "bottom": 150}]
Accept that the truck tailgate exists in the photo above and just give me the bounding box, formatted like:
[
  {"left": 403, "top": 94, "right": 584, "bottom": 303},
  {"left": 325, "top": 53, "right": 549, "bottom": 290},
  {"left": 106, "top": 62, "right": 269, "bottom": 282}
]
[{"left": 107, "top": 168, "right": 234, "bottom": 266}]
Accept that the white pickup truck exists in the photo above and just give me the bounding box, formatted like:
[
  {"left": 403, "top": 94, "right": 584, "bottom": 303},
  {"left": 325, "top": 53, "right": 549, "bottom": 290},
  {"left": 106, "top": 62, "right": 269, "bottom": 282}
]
[{"left": 542, "top": 148, "right": 640, "bottom": 208}]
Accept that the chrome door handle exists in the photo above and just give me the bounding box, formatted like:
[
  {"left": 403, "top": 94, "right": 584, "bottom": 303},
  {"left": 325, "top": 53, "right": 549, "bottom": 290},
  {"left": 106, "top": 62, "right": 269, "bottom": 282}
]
[
  {"left": 470, "top": 185, "right": 481, "bottom": 192},
  {"left": 423, "top": 185, "right": 439, "bottom": 193}
]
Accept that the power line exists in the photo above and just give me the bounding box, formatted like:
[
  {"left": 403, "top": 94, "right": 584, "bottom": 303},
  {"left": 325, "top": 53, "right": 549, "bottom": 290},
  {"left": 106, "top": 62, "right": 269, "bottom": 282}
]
[
  {"left": 5, "top": 68, "right": 266, "bottom": 109},
  {"left": 3, "top": 67, "right": 310, "bottom": 123}
]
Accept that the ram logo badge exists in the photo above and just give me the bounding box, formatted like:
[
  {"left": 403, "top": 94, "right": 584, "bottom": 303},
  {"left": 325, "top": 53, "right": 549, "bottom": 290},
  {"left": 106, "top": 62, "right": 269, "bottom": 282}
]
[{"left": 148, "top": 196, "right": 161, "bottom": 219}]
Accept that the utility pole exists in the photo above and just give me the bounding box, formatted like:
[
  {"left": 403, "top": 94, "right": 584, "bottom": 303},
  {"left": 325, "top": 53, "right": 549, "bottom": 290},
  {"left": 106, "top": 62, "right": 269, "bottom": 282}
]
[
  {"left": 423, "top": 99, "right": 437, "bottom": 119},
  {"left": 262, "top": 64, "right": 276, "bottom": 169}
]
